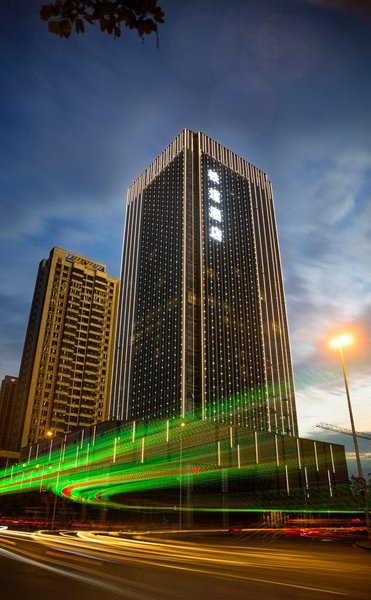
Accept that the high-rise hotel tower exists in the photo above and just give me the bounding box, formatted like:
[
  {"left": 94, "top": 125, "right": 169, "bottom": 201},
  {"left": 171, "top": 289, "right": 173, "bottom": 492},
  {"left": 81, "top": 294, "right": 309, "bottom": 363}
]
[{"left": 111, "top": 130, "right": 297, "bottom": 436}]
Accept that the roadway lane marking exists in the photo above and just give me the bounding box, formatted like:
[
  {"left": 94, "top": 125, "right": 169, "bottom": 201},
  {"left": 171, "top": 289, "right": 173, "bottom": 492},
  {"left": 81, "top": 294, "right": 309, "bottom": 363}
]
[
  {"left": 217, "top": 571, "right": 350, "bottom": 596},
  {"left": 0, "top": 546, "right": 154, "bottom": 600},
  {"left": 0, "top": 542, "right": 351, "bottom": 597},
  {"left": 46, "top": 550, "right": 103, "bottom": 566},
  {"left": 0, "top": 536, "right": 16, "bottom": 545},
  {"left": 121, "top": 557, "right": 350, "bottom": 596}
]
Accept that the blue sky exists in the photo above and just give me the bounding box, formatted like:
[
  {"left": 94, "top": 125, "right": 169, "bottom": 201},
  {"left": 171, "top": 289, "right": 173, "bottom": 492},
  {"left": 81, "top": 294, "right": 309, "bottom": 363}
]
[{"left": 1, "top": 0, "right": 371, "bottom": 475}]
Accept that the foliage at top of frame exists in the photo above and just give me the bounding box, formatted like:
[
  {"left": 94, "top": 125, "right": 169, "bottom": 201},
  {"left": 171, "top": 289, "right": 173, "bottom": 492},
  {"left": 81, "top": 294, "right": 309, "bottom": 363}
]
[{"left": 40, "top": 0, "right": 165, "bottom": 40}]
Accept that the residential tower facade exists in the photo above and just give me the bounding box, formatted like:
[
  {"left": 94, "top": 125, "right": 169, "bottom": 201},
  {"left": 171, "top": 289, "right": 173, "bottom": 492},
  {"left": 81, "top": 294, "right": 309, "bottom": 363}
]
[
  {"left": 17, "top": 247, "right": 119, "bottom": 448},
  {"left": 0, "top": 375, "right": 18, "bottom": 454}
]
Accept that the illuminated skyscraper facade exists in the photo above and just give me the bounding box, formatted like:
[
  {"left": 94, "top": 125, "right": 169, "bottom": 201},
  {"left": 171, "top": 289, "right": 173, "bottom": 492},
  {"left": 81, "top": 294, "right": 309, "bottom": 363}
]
[
  {"left": 111, "top": 130, "right": 297, "bottom": 436},
  {"left": 16, "top": 247, "right": 119, "bottom": 448}
]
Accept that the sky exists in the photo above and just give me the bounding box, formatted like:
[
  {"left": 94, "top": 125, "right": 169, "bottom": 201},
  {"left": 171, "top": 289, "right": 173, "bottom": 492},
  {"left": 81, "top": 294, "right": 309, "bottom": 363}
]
[{"left": 1, "top": 0, "right": 370, "bottom": 476}]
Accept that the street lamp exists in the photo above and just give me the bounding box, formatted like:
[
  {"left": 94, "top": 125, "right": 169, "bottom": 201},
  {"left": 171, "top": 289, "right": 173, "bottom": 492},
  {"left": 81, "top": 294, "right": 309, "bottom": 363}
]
[
  {"left": 330, "top": 334, "right": 370, "bottom": 541},
  {"left": 329, "top": 335, "right": 363, "bottom": 477}
]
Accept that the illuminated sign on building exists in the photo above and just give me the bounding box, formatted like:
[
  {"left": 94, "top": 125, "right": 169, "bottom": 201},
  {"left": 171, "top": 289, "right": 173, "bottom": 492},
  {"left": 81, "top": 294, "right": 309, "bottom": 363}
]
[{"left": 207, "top": 169, "right": 222, "bottom": 242}]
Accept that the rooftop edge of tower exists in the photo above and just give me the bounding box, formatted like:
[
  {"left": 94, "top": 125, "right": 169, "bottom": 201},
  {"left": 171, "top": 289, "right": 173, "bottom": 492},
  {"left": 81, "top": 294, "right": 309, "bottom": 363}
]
[
  {"left": 46, "top": 246, "right": 110, "bottom": 275},
  {"left": 127, "top": 129, "right": 271, "bottom": 203}
]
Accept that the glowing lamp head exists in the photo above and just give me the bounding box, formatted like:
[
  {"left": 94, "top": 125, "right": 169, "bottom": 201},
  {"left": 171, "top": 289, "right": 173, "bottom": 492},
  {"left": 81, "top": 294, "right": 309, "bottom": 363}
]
[
  {"left": 45, "top": 430, "right": 54, "bottom": 438},
  {"left": 330, "top": 334, "right": 352, "bottom": 349},
  {"left": 180, "top": 422, "right": 186, "bottom": 428}
]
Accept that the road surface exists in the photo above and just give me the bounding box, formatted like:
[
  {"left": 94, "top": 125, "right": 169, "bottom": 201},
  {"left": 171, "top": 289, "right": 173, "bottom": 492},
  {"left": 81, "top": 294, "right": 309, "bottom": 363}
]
[{"left": 0, "top": 528, "right": 369, "bottom": 599}]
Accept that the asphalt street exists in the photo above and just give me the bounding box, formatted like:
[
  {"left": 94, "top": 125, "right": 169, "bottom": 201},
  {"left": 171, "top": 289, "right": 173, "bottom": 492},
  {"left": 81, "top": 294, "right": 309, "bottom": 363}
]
[{"left": 0, "top": 528, "right": 370, "bottom": 600}]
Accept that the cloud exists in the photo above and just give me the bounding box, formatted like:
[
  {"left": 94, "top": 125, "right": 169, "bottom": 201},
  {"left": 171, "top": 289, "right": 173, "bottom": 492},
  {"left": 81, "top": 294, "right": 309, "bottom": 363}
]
[
  {"left": 273, "top": 135, "right": 371, "bottom": 367},
  {"left": 298, "top": 153, "right": 370, "bottom": 227},
  {"left": 302, "top": 0, "right": 371, "bottom": 17},
  {"left": 209, "top": 72, "right": 276, "bottom": 143},
  {"left": 306, "top": 428, "right": 371, "bottom": 477},
  {"left": 250, "top": 12, "right": 322, "bottom": 83}
]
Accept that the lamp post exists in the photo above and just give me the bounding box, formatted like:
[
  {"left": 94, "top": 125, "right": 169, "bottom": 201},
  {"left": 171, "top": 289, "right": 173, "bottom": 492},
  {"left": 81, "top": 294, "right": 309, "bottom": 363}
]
[
  {"left": 330, "top": 334, "right": 370, "bottom": 542},
  {"left": 330, "top": 336, "right": 363, "bottom": 477},
  {"left": 179, "top": 421, "right": 185, "bottom": 531},
  {"left": 46, "top": 429, "right": 55, "bottom": 463}
]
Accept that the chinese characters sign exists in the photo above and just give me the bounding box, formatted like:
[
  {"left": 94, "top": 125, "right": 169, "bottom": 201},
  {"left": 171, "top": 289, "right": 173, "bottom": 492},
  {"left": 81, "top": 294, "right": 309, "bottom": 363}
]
[{"left": 207, "top": 169, "right": 222, "bottom": 242}]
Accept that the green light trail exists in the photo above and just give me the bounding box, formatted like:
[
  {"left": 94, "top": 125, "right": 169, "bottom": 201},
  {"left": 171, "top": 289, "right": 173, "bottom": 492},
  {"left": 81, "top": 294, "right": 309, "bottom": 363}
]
[{"left": 0, "top": 417, "right": 362, "bottom": 514}]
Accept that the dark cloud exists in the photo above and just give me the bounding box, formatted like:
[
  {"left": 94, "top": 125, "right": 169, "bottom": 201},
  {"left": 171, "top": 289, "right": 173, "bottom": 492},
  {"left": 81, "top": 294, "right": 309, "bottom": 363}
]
[{"left": 304, "top": 0, "right": 371, "bottom": 16}]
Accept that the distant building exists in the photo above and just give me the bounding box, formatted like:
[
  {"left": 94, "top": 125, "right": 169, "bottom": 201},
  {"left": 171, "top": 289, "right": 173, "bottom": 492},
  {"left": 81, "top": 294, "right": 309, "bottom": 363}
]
[
  {"left": 15, "top": 247, "right": 119, "bottom": 448},
  {"left": 0, "top": 376, "right": 19, "bottom": 457},
  {"left": 111, "top": 130, "right": 296, "bottom": 436}
]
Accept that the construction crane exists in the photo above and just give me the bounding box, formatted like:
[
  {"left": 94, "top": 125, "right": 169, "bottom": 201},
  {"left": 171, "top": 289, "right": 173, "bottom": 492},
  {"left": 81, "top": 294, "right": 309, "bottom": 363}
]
[{"left": 316, "top": 422, "right": 371, "bottom": 440}]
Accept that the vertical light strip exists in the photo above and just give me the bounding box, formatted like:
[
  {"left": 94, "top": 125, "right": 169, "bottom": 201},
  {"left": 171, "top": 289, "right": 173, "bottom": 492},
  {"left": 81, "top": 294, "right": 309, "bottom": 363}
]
[
  {"left": 123, "top": 191, "right": 144, "bottom": 419},
  {"left": 269, "top": 180, "right": 296, "bottom": 436},
  {"left": 132, "top": 420, "right": 136, "bottom": 443},
  {"left": 35, "top": 443, "right": 39, "bottom": 460},
  {"left": 254, "top": 183, "right": 272, "bottom": 432},
  {"left": 28, "top": 446, "right": 32, "bottom": 462},
  {"left": 48, "top": 439, "right": 53, "bottom": 462},
  {"left": 330, "top": 444, "right": 335, "bottom": 473},
  {"left": 304, "top": 466, "right": 309, "bottom": 497},
  {"left": 141, "top": 437, "right": 145, "bottom": 463},
  {"left": 191, "top": 132, "right": 195, "bottom": 418},
  {"left": 296, "top": 438, "right": 301, "bottom": 469},
  {"left": 75, "top": 446, "right": 79, "bottom": 468},
  {"left": 229, "top": 426, "right": 233, "bottom": 448},
  {"left": 255, "top": 431, "right": 259, "bottom": 464},
  {"left": 166, "top": 419, "right": 169, "bottom": 443},
  {"left": 285, "top": 464, "right": 290, "bottom": 496},
  {"left": 39, "top": 468, "right": 43, "bottom": 491},
  {"left": 86, "top": 442, "right": 90, "bottom": 467},
  {"left": 264, "top": 188, "right": 282, "bottom": 433},
  {"left": 313, "top": 441, "right": 319, "bottom": 471},
  {"left": 80, "top": 429, "right": 84, "bottom": 449},
  {"left": 92, "top": 425, "right": 96, "bottom": 447},
  {"left": 111, "top": 197, "right": 132, "bottom": 419},
  {"left": 217, "top": 441, "right": 221, "bottom": 466},
  {"left": 327, "top": 470, "right": 333, "bottom": 497},
  {"left": 237, "top": 443, "right": 241, "bottom": 468},
  {"left": 199, "top": 134, "right": 206, "bottom": 419},
  {"left": 113, "top": 437, "right": 117, "bottom": 463},
  {"left": 275, "top": 434, "right": 279, "bottom": 466},
  {"left": 181, "top": 132, "right": 187, "bottom": 418}
]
